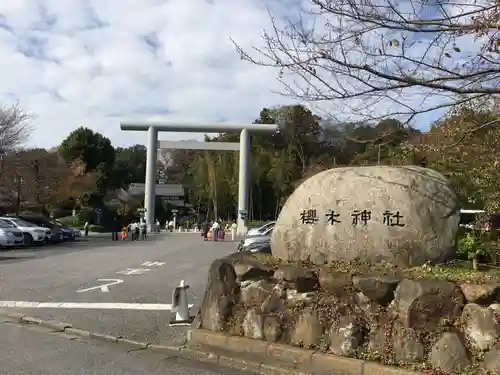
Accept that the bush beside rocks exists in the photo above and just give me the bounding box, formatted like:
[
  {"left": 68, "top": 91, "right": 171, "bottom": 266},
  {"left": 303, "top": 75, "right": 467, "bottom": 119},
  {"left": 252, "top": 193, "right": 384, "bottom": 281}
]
[{"left": 193, "top": 253, "right": 500, "bottom": 374}]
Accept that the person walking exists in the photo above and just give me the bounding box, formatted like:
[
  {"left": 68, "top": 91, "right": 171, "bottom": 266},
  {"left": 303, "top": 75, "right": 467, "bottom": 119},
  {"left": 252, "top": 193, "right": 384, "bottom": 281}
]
[
  {"left": 112, "top": 217, "right": 119, "bottom": 241},
  {"left": 230, "top": 221, "right": 237, "bottom": 241},
  {"left": 130, "top": 221, "right": 138, "bottom": 241},
  {"left": 141, "top": 222, "right": 147, "bottom": 240},
  {"left": 134, "top": 221, "right": 140, "bottom": 240},
  {"left": 211, "top": 220, "right": 220, "bottom": 242},
  {"left": 202, "top": 221, "right": 209, "bottom": 241}
]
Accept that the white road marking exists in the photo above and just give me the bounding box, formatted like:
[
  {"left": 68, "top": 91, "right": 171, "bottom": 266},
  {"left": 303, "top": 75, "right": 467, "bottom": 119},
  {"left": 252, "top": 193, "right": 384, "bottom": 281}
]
[
  {"left": 0, "top": 301, "right": 195, "bottom": 310},
  {"left": 116, "top": 268, "right": 151, "bottom": 275},
  {"left": 141, "top": 261, "right": 165, "bottom": 267},
  {"left": 76, "top": 279, "right": 124, "bottom": 293}
]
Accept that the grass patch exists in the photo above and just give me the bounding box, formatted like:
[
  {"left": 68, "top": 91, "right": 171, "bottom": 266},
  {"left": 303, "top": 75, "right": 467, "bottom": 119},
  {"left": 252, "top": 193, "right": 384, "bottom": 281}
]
[{"left": 245, "top": 253, "right": 500, "bottom": 284}]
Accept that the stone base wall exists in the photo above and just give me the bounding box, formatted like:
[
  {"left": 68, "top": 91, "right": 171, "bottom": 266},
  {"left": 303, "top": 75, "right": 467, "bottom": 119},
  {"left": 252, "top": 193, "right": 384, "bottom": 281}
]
[{"left": 193, "top": 253, "right": 500, "bottom": 374}]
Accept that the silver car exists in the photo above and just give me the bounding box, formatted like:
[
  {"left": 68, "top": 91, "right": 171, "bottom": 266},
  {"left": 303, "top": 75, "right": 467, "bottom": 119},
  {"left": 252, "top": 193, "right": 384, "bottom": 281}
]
[
  {"left": 238, "top": 226, "right": 274, "bottom": 251},
  {"left": 246, "top": 221, "right": 276, "bottom": 236},
  {"left": 0, "top": 220, "right": 24, "bottom": 248}
]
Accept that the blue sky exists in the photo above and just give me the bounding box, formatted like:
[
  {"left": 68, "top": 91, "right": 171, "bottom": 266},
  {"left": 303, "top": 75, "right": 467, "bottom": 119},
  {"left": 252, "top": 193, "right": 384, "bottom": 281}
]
[{"left": 0, "top": 0, "right": 482, "bottom": 149}]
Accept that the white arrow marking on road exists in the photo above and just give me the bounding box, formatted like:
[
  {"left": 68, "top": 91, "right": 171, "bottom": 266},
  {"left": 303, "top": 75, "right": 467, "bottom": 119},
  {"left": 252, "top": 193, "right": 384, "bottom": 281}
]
[
  {"left": 0, "top": 301, "right": 195, "bottom": 310},
  {"left": 141, "top": 261, "right": 165, "bottom": 267},
  {"left": 116, "top": 268, "right": 151, "bottom": 275},
  {"left": 76, "top": 279, "right": 124, "bottom": 293}
]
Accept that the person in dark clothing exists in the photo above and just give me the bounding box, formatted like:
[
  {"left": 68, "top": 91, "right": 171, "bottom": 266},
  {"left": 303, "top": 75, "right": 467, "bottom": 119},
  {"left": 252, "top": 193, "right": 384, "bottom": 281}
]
[
  {"left": 112, "top": 217, "right": 120, "bottom": 241},
  {"left": 202, "top": 221, "right": 209, "bottom": 241}
]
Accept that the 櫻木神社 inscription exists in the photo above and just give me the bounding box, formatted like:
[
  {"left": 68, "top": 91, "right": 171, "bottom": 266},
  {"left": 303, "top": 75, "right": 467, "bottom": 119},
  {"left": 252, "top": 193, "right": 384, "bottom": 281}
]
[{"left": 299, "top": 209, "right": 405, "bottom": 227}]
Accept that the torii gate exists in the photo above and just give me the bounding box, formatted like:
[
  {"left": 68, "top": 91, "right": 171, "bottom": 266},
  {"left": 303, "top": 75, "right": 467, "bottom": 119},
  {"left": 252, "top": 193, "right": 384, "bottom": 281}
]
[{"left": 119, "top": 122, "right": 279, "bottom": 235}]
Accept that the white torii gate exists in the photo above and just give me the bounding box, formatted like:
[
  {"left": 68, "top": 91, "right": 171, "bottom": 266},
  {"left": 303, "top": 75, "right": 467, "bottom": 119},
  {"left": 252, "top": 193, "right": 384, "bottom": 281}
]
[{"left": 119, "top": 122, "right": 279, "bottom": 235}]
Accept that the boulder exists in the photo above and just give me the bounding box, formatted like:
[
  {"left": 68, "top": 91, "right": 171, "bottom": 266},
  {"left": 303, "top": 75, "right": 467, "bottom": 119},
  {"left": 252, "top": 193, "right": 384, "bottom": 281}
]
[
  {"left": 428, "top": 333, "right": 470, "bottom": 372},
  {"left": 233, "top": 259, "right": 273, "bottom": 282},
  {"left": 192, "top": 258, "right": 239, "bottom": 331},
  {"left": 263, "top": 315, "right": 282, "bottom": 342},
  {"left": 317, "top": 268, "right": 354, "bottom": 296},
  {"left": 483, "top": 344, "right": 500, "bottom": 372},
  {"left": 243, "top": 308, "right": 264, "bottom": 339},
  {"left": 352, "top": 276, "right": 399, "bottom": 306},
  {"left": 274, "top": 265, "right": 319, "bottom": 292},
  {"left": 391, "top": 279, "right": 464, "bottom": 329},
  {"left": 462, "top": 303, "right": 500, "bottom": 352},
  {"left": 391, "top": 324, "right": 425, "bottom": 364},
  {"left": 290, "top": 307, "right": 323, "bottom": 348},
  {"left": 270, "top": 166, "right": 459, "bottom": 266},
  {"left": 460, "top": 283, "right": 500, "bottom": 305},
  {"left": 240, "top": 280, "right": 273, "bottom": 306},
  {"left": 329, "top": 316, "right": 365, "bottom": 357}
]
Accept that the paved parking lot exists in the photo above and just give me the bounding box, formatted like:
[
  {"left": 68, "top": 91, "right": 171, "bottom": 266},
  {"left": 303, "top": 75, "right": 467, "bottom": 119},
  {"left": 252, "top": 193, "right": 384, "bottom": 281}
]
[{"left": 0, "top": 233, "right": 237, "bottom": 346}]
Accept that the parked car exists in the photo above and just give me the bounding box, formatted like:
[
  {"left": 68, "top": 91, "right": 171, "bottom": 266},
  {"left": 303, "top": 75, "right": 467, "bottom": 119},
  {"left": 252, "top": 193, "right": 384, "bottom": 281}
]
[
  {"left": 246, "top": 221, "right": 276, "bottom": 236},
  {"left": 20, "top": 215, "right": 75, "bottom": 242},
  {"left": 0, "top": 217, "right": 51, "bottom": 245},
  {"left": 237, "top": 226, "right": 274, "bottom": 251},
  {"left": 0, "top": 220, "right": 24, "bottom": 249},
  {"left": 240, "top": 240, "right": 272, "bottom": 254}
]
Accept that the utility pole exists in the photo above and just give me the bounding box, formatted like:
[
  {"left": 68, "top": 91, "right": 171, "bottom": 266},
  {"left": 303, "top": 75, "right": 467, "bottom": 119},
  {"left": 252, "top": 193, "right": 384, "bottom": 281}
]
[
  {"left": 14, "top": 176, "right": 24, "bottom": 215},
  {"left": 377, "top": 144, "right": 381, "bottom": 165}
]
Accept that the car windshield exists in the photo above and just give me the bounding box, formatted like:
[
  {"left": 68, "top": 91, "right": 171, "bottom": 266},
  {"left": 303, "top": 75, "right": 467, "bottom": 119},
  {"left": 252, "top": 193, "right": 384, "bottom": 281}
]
[
  {"left": 258, "top": 222, "right": 274, "bottom": 232},
  {"left": 10, "top": 218, "right": 34, "bottom": 227}
]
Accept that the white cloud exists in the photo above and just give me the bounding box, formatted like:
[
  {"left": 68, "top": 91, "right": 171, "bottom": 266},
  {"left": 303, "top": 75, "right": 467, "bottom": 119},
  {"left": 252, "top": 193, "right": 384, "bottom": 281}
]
[{"left": 0, "top": 0, "right": 297, "bottom": 149}]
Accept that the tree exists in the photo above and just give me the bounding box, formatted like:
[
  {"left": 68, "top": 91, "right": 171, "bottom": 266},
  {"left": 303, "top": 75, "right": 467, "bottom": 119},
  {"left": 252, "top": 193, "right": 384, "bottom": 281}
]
[
  {"left": 398, "top": 105, "right": 500, "bottom": 212},
  {"left": 234, "top": 0, "right": 500, "bottom": 123},
  {"left": 58, "top": 127, "right": 115, "bottom": 194},
  {"left": 0, "top": 103, "right": 32, "bottom": 151},
  {"left": 0, "top": 149, "right": 97, "bottom": 213},
  {"left": 112, "top": 145, "right": 147, "bottom": 188},
  {"left": 59, "top": 127, "right": 115, "bottom": 172}
]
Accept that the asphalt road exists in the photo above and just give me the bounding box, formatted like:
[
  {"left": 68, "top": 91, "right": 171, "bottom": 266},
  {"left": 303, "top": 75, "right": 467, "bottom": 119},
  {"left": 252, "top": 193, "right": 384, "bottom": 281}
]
[
  {"left": 0, "top": 233, "right": 237, "bottom": 346},
  {"left": 0, "top": 315, "right": 237, "bottom": 375}
]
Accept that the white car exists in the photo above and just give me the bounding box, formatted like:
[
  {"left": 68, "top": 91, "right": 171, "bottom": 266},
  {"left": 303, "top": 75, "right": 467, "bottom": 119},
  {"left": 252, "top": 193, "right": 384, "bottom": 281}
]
[
  {"left": 0, "top": 217, "right": 51, "bottom": 245},
  {"left": 0, "top": 220, "right": 24, "bottom": 248},
  {"left": 246, "top": 221, "right": 276, "bottom": 236}
]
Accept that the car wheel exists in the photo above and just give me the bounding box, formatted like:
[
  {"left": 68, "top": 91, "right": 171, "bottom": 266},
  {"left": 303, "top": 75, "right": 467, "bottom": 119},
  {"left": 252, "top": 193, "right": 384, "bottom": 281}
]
[{"left": 23, "top": 233, "right": 33, "bottom": 246}]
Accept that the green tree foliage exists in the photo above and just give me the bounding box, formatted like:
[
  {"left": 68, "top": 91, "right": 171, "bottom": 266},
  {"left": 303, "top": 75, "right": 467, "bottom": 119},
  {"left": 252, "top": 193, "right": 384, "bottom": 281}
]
[
  {"left": 111, "top": 145, "right": 147, "bottom": 188},
  {"left": 58, "top": 127, "right": 116, "bottom": 173},
  {"left": 399, "top": 103, "right": 500, "bottom": 213}
]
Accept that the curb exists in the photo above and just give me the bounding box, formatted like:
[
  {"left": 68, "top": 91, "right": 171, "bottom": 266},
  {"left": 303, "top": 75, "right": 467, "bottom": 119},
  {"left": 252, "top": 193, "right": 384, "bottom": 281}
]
[
  {"left": 186, "top": 329, "right": 426, "bottom": 375},
  {"left": 0, "top": 311, "right": 180, "bottom": 352}
]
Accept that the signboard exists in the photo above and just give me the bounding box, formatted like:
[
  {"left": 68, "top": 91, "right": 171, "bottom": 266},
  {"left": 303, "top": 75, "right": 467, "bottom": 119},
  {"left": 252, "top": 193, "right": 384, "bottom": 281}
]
[
  {"left": 95, "top": 208, "right": 104, "bottom": 225},
  {"left": 171, "top": 209, "right": 179, "bottom": 213},
  {"left": 239, "top": 210, "right": 247, "bottom": 220},
  {"left": 128, "top": 183, "right": 184, "bottom": 197}
]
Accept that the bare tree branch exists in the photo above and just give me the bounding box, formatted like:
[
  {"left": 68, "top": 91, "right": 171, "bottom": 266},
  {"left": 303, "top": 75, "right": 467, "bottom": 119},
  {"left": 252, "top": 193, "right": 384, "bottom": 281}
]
[
  {"left": 0, "top": 103, "right": 32, "bottom": 151},
  {"left": 233, "top": 0, "right": 500, "bottom": 123}
]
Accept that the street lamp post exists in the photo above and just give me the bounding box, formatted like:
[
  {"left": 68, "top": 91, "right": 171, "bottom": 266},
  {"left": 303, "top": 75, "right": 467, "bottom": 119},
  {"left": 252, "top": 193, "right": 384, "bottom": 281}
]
[
  {"left": 0, "top": 149, "right": 5, "bottom": 175},
  {"left": 14, "top": 176, "right": 24, "bottom": 215}
]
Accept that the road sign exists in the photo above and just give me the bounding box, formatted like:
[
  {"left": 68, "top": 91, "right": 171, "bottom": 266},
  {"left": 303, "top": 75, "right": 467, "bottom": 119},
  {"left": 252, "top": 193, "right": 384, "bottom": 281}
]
[{"left": 171, "top": 209, "right": 179, "bottom": 213}]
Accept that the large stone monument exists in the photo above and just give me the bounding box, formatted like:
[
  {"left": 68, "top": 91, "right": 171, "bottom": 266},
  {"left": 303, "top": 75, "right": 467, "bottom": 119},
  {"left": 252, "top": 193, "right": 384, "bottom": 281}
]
[{"left": 270, "top": 165, "right": 460, "bottom": 266}]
